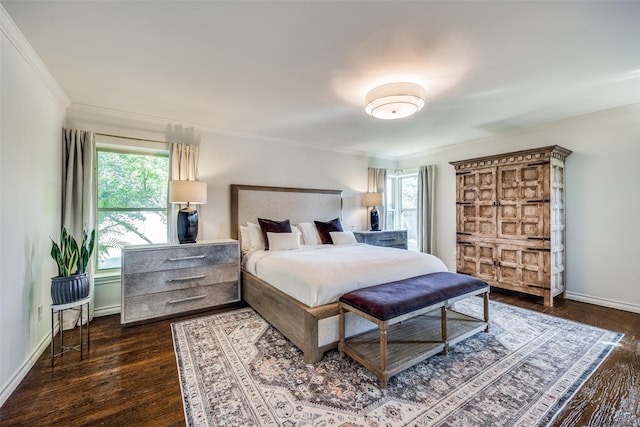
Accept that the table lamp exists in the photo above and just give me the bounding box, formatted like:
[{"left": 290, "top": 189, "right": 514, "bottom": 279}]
[
  {"left": 362, "top": 192, "right": 383, "bottom": 231},
  {"left": 169, "top": 180, "right": 207, "bottom": 243}
]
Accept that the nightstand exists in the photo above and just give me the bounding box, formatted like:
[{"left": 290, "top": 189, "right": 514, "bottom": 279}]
[
  {"left": 353, "top": 230, "right": 408, "bottom": 249},
  {"left": 121, "top": 239, "right": 240, "bottom": 326}
]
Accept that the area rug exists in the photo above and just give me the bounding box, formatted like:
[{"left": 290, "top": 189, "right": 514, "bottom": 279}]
[{"left": 171, "top": 298, "right": 622, "bottom": 427}]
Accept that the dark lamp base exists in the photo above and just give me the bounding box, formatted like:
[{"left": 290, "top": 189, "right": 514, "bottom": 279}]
[
  {"left": 177, "top": 209, "right": 199, "bottom": 244},
  {"left": 370, "top": 208, "right": 380, "bottom": 231}
]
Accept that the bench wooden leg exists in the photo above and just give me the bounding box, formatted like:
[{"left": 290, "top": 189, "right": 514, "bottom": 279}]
[
  {"left": 441, "top": 305, "right": 448, "bottom": 355},
  {"left": 378, "top": 323, "right": 389, "bottom": 388},
  {"left": 483, "top": 292, "right": 490, "bottom": 333},
  {"left": 338, "top": 305, "right": 345, "bottom": 356},
  {"left": 379, "top": 325, "right": 388, "bottom": 372}
]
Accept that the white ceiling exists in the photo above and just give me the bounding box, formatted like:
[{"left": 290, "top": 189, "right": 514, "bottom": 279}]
[{"left": 3, "top": 1, "right": 640, "bottom": 158}]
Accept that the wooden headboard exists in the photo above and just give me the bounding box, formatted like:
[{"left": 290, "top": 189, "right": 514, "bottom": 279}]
[{"left": 230, "top": 184, "right": 343, "bottom": 239}]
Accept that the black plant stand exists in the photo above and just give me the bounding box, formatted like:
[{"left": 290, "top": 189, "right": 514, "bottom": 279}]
[{"left": 51, "top": 296, "right": 90, "bottom": 367}]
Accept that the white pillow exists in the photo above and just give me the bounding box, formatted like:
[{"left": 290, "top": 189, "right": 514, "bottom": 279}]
[
  {"left": 247, "top": 222, "right": 265, "bottom": 251},
  {"left": 291, "top": 224, "right": 304, "bottom": 244},
  {"left": 239, "top": 225, "right": 251, "bottom": 253},
  {"left": 298, "top": 222, "right": 320, "bottom": 246},
  {"left": 330, "top": 231, "right": 357, "bottom": 245},
  {"left": 266, "top": 232, "right": 300, "bottom": 251}
]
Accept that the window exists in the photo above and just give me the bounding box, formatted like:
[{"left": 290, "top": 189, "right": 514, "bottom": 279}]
[
  {"left": 386, "top": 171, "right": 418, "bottom": 250},
  {"left": 97, "top": 145, "right": 170, "bottom": 271}
]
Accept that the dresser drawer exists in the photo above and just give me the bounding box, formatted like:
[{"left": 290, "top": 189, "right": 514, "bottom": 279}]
[
  {"left": 354, "top": 230, "right": 408, "bottom": 249},
  {"left": 122, "top": 262, "right": 238, "bottom": 298},
  {"left": 122, "top": 281, "right": 240, "bottom": 324},
  {"left": 122, "top": 242, "right": 238, "bottom": 274}
]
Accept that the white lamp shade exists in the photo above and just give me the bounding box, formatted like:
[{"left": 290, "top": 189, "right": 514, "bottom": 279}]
[
  {"left": 169, "top": 180, "right": 207, "bottom": 204},
  {"left": 362, "top": 192, "right": 383, "bottom": 207}
]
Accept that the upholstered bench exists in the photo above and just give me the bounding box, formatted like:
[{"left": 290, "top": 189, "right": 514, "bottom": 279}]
[{"left": 338, "top": 272, "right": 490, "bottom": 387}]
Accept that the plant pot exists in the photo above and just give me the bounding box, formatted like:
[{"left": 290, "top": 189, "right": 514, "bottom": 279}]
[{"left": 51, "top": 273, "right": 89, "bottom": 305}]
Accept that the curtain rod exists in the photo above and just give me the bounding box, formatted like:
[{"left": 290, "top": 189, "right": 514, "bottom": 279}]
[{"left": 95, "top": 132, "right": 169, "bottom": 145}]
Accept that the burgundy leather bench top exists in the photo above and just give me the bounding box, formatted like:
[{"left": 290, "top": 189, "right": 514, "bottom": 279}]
[{"left": 339, "top": 272, "right": 489, "bottom": 321}]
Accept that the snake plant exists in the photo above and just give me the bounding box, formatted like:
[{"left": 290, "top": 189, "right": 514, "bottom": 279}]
[{"left": 50, "top": 227, "right": 95, "bottom": 277}]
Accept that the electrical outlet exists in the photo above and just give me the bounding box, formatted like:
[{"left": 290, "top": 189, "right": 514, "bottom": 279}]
[{"left": 38, "top": 305, "right": 43, "bottom": 322}]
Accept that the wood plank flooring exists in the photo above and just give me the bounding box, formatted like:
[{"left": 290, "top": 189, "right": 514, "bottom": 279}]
[{"left": 1, "top": 291, "right": 639, "bottom": 426}]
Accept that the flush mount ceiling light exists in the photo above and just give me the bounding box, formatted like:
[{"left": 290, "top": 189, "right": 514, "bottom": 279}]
[{"left": 365, "top": 82, "right": 426, "bottom": 120}]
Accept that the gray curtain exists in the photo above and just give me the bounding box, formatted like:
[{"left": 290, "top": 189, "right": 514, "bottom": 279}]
[
  {"left": 367, "top": 167, "right": 387, "bottom": 230},
  {"left": 168, "top": 143, "right": 200, "bottom": 242},
  {"left": 61, "top": 129, "right": 96, "bottom": 329},
  {"left": 417, "top": 164, "right": 436, "bottom": 254}
]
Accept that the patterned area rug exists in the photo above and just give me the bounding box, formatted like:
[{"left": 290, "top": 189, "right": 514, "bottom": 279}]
[{"left": 171, "top": 299, "right": 622, "bottom": 427}]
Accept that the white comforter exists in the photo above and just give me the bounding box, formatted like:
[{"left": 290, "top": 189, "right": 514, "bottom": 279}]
[{"left": 244, "top": 243, "right": 448, "bottom": 307}]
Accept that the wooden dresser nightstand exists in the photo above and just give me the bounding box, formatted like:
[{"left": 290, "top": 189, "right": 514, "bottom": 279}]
[
  {"left": 121, "top": 239, "right": 240, "bottom": 326},
  {"left": 353, "top": 230, "right": 408, "bottom": 249}
]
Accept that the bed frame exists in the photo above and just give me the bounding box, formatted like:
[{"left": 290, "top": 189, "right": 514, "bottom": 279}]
[{"left": 230, "top": 184, "right": 345, "bottom": 363}]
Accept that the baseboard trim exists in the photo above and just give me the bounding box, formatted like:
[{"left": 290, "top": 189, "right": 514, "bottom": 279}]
[
  {"left": 94, "top": 304, "right": 121, "bottom": 318},
  {"left": 565, "top": 291, "right": 640, "bottom": 314},
  {"left": 0, "top": 323, "right": 59, "bottom": 407}
]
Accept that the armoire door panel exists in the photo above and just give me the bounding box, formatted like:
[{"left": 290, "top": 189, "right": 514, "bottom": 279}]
[
  {"left": 521, "top": 249, "right": 550, "bottom": 289},
  {"left": 456, "top": 167, "right": 496, "bottom": 238},
  {"left": 478, "top": 221, "right": 496, "bottom": 236},
  {"left": 494, "top": 245, "right": 550, "bottom": 289},
  {"left": 456, "top": 243, "right": 475, "bottom": 275},
  {"left": 456, "top": 242, "right": 497, "bottom": 281},
  {"left": 497, "top": 163, "right": 550, "bottom": 201}
]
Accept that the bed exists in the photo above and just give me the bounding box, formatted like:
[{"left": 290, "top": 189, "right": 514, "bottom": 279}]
[{"left": 230, "top": 184, "right": 448, "bottom": 363}]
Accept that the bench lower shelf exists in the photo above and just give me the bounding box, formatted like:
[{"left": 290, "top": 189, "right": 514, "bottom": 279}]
[{"left": 339, "top": 309, "right": 488, "bottom": 387}]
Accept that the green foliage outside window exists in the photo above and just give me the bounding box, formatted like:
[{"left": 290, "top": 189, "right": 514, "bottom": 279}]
[{"left": 97, "top": 149, "right": 169, "bottom": 270}]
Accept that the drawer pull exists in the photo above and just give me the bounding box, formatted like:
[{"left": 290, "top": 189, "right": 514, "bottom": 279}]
[
  {"left": 167, "top": 275, "right": 206, "bottom": 282},
  {"left": 380, "top": 238, "right": 396, "bottom": 242},
  {"left": 168, "top": 295, "right": 206, "bottom": 304},
  {"left": 168, "top": 255, "right": 206, "bottom": 261}
]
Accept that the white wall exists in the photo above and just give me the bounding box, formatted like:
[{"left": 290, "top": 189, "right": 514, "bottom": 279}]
[
  {"left": 65, "top": 108, "right": 372, "bottom": 314},
  {"left": 0, "top": 8, "right": 67, "bottom": 405},
  {"left": 400, "top": 104, "right": 640, "bottom": 313}
]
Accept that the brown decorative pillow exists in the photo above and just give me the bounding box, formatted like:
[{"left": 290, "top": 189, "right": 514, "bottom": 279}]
[
  {"left": 258, "top": 218, "right": 292, "bottom": 250},
  {"left": 314, "top": 217, "right": 344, "bottom": 244}
]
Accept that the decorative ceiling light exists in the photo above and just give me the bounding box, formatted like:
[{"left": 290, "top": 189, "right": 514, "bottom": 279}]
[{"left": 365, "top": 82, "right": 426, "bottom": 120}]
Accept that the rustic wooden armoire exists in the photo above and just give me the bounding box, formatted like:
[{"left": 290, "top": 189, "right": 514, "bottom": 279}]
[{"left": 450, "top": 146, "right": 571, "bottom": 306}]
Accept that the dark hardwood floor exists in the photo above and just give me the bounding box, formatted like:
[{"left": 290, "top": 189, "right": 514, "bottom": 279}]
[{"left": 1, "top": 292, "right": 639, "bottom": 426}]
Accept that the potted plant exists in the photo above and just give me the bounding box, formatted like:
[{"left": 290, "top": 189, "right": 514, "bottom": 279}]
[{"left": 50, "top": 227, "right": 96, "bottom": 305}]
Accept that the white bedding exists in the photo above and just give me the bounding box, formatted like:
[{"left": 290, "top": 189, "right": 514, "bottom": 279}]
[{"left": 243, "top": 243, "right": 448, "bottom": 307}]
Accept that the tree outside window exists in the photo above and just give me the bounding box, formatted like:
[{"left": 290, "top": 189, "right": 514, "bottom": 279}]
[{"left": 97, "top": 148, "right": 169, "bottom": 270}]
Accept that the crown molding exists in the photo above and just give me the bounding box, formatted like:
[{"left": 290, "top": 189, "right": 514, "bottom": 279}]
[
  {"left": 396, "top": 102, "right": 640, "bottom": 163},
  {"left": 66, "top": 102, "right": 391, "bottom": 160},
  {"left": 1, "top": 4, "right": 69, "bottom": 109}
]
